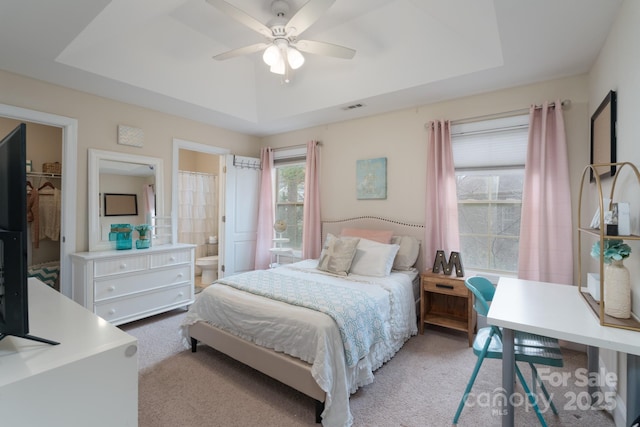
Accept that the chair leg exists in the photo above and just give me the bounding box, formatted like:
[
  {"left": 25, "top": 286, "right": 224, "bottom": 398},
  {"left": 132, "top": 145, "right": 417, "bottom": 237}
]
[
  {"left": 530, "top": 364, "right": 558, "bottom": 415},
  {"left": 515, "top": 365, "right": 548, "bottom": 427},
  {"left": 452, "top": 355, "right": 486, "bottom": 425},
  {"left": 453, "top": 330, "right": 496, "bottom": 425}
]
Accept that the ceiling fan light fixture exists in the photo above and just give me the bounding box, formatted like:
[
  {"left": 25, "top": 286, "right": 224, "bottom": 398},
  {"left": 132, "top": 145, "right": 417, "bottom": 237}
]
[
  {"left": 270, "top": 57, "right": 286, "bottom": 75},
  {"left": 287, "top": 46, "right": 305, "bottom": 70},
  {"left": 262, "top": 44, "right": 280, "bottom": 66}
]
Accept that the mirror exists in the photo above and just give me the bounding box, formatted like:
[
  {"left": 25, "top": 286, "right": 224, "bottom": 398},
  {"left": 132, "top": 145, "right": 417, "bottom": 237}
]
[{"left": 88, "top": 149, "right": 164, "bottom": 251}]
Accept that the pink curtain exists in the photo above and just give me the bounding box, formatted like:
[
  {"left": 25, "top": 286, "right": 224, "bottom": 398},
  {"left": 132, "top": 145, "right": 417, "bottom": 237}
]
[
  {"left": 254, "top": 147, "right": 274, "bottom": 270},
  {"left": 142, "top": 184, "right": 155, "bottom": 224},
  {"left": 302, "top": 140, "right": 321, "bottom": 259},
  {"left": 424, "top": 120, "right": 460, "bottom": 267},
  {"left": 518, "top": 101, "right": 573, "bottom": 284}
]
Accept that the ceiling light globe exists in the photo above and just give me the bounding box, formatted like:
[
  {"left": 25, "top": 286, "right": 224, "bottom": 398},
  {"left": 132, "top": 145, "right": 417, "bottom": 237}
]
[
  {"left": 263, "top": 45, "right": 280, "bottom": 66},
  {"left": 287, "top": 47, "right": 305, "bottom": 70},
  {"left": 270, "top": 57, "right": 285, "bottom": 75}
]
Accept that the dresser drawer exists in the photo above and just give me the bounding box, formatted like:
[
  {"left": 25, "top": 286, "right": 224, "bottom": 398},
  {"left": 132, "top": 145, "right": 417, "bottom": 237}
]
[
  {"left": 94, "top": 265, "right": 191, "bottom": 301},
  {"left": 95, "top": 283, "right": 193, "bottom": 324},
  {"left": 150, "top": 249, "right": 191, "bottom": 269},
  {"left": 94, "top": 255, "right": 148, "bottom": 277},
  {"left": 422, "top": 277, "right": 468, "bottom": 297}
]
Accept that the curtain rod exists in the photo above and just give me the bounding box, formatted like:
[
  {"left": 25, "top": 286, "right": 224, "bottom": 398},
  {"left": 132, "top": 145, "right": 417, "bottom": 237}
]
[
  {"left": 447, "top": 99, "right": 571, "bottom": 127},
  {"left": 272, "top": 141, "right": 322, "bottom": 151}
]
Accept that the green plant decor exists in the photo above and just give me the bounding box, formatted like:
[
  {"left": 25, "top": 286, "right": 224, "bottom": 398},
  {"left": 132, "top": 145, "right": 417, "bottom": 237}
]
[{"left": 590, "top": 239, "right": 631, "bottom": 264}]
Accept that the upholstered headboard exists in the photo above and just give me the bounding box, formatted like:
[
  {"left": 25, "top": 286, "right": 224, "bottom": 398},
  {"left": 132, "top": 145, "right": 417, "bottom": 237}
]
[{"left": 321, "top": 216, "right": 426, "bottom": 272}]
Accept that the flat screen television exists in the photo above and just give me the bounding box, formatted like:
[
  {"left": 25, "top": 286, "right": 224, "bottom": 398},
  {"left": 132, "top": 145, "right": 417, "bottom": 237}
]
[{"left": 0, "top": 123, "right": 57, "bottom": 345}]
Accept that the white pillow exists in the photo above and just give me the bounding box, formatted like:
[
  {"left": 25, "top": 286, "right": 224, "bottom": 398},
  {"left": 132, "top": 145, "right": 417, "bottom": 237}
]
[
  {"left": 317, "top": 233, "right": 360, "bottom": 276},
  {"left": 391, "top": 235, "right": 420, "bottom": 270},
  {"left": 349, "top": 238, "right": 400, "bottom": 277}
]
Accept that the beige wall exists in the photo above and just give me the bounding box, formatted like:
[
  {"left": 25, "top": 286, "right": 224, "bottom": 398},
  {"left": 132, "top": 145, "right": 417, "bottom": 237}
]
[
  {"left": 587, "top": 0, "right": 639, "bottom": 420},
  {"left": 261, "top": 75, "right": 590, "bottom": 277},
  {"left": 179, "top": 150, "right": 219, "bottom": 175},
  {"left": 0, "top": 69, "right": 260, "bottom": 251}
]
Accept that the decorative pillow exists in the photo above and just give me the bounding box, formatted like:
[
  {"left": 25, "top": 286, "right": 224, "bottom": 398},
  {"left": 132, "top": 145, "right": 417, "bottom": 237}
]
[
  {"left": 317, "top": 233, "right": 360, "bottom": 276},
  {"left": 340, "top": 228, "right": 393, "bottom": 244},
  {"left": 349, "top": 238, "right": 400, "bottom": 277},
  {"left": 391, "top": 235, "right": 420, "bottom": 270}
]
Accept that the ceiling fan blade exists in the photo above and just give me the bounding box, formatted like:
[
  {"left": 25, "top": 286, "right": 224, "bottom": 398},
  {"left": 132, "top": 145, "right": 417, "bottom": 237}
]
[
  {"left": 213, "top": 43, "right": 270, "bottom": 61},
  {"left": 286, "top": 0, "right": 336, "bottom": 36},
  {"left": 206, "top": 0, "right": 272, "bottom": 37},
  {"left": 295, "top": 39, "right": 355, "bottom": 59}
]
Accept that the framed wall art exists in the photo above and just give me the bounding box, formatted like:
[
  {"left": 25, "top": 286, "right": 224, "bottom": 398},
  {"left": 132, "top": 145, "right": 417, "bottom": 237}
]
[
  {"left": 590, "top": 90, "right": 617, "bottom": 182},
  {"left": 356, "top": 157, "right": 387, "bottom": 200}
]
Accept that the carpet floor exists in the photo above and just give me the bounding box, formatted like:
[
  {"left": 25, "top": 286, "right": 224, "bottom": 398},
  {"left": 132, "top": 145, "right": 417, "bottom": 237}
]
[{"left": 121, "top": 308, "right": 616, "bottom": 427}]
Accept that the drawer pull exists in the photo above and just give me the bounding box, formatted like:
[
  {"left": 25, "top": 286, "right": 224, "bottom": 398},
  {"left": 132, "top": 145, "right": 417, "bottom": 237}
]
[
  {"left": 108, "top": 286, "right": 116, "bottom": 292},
  {"left": 436, "top": 284, "right": 455, "bottom": 290},
  {"left": 170, "top": 256, "right": 176, "bottom": 262},
  {"left": 177, "top": 273, "right": 184, "bottom": 278},
  {"left": 109, "top": 308, "right": 116, "bottom": 315},
  {"left": 178, "top": 292, "right": 184, "bottom": 297},
  {"left": 120, "top": 263, "right": 127, "bottom": 269}
]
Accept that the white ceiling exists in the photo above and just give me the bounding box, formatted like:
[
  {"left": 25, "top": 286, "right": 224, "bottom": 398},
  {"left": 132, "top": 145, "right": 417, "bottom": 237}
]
[{"left": 0, "top": 0, "right": 623, "bottom": 136}]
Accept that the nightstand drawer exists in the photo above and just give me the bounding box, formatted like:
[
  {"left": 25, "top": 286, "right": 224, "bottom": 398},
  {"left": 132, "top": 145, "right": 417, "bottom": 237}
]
[{"left": 423, "top": 279, "right": 468, "bottom": 297}]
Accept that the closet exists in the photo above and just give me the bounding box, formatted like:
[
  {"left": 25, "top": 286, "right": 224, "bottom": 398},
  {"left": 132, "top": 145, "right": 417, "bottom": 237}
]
[{"left": 1, "top": 118, "right": 63, "bottom": 291}]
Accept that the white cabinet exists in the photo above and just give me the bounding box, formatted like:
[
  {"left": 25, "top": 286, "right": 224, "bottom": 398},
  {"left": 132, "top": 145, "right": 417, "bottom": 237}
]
[
  {"left": 71, "top": 243, "right": 195, "bottom": 325},
  {"left": 0, "top": 279, "right": 138, "bottom": 427}
]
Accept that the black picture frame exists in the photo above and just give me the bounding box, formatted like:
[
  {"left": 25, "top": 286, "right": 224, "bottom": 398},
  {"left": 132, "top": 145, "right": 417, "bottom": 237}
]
[
  {"left": 590, "top": 90, "right": 617, "bottom": 182},
  {"left": 104, "top": 193, "right": 138, "bottom": 216}
]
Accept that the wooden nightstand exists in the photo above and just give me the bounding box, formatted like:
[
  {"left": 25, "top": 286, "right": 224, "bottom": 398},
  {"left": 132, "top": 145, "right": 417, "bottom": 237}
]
[{"left": 420, "top": 272, "right": 476, "bottom": 346}]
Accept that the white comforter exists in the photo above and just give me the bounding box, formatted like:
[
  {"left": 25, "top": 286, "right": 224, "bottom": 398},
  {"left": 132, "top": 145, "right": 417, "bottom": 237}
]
[{"left": 181, "top": 260, "right": 417, "bottom": 427}]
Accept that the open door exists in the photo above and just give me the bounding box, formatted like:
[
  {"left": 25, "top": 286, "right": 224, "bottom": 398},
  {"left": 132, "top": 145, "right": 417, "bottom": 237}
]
[{"left": 219, "top": 155, "right": 261, "bottom": 277}]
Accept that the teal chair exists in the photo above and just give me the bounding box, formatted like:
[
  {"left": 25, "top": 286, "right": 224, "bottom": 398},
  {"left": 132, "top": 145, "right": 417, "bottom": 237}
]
[{"left": 453, "top": 276, "right": 563, "bottom": 426}]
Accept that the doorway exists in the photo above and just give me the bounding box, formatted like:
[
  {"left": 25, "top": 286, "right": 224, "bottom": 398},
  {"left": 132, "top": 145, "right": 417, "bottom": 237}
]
[
  {"left": 172, "top": 139, "right": 229, "bottom": 290},
  {"left": 0, "top": 104, "right": 77, "bottom": 298}
]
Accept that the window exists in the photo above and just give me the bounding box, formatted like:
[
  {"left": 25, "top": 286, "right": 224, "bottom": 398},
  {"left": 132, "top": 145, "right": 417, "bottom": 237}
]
[
  {"left": 452, "top": 115, "right": 528, "bottom": 274},
  {"left": 273, "top": 147, "right": 306, "bottom": 251}
]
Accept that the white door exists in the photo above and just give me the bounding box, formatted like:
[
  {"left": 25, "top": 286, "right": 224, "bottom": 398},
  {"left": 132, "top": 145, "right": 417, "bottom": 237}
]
[{"left": 219, "top": 155, "right": 261, "bottom": 277}]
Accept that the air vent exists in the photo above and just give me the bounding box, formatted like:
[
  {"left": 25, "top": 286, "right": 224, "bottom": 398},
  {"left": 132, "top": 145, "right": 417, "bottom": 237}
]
[{"left": 341, "top": 103, "right": 366, "bottom": 111}]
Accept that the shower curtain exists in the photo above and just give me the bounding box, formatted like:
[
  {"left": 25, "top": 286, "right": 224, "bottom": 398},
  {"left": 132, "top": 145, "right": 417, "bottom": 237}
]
[{"left": 178, "top": 171, "right": 217, "bottom": 259}]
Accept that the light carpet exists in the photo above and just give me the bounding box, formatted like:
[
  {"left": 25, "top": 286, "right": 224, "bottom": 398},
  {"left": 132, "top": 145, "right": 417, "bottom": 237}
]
[{"left": 121, "top": 308, "right": 616, "bottom": 427}]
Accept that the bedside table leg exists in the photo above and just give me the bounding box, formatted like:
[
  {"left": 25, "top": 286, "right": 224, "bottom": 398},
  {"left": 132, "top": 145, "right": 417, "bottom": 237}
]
[{"left": 419, "top": 293, "right": 425, "bottom": 334}]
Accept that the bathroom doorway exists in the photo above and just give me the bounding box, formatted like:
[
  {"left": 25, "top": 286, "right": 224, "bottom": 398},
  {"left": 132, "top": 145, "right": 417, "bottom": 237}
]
[
  {"left": 172, "top": 138, "right": 229, "bottom": 292},
  {"left": 178, "top": 149, "right": 219, "bottom": 290}
]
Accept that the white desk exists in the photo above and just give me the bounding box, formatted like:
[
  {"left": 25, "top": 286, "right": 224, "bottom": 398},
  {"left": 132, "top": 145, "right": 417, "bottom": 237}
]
[
  {"left": 488, "top": 277, "right": 640, "bottom": 427},
  {"left": 0, "top": 279, "right": 138, "bottom": 426}
]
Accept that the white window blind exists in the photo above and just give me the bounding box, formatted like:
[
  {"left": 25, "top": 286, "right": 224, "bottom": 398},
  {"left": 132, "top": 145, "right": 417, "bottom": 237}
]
[
  {"left": 452, "top": 114, "right": 529, "bottom": 169},
  {"left": 274, "top": 146, "right": 306, "bottom": 164}
]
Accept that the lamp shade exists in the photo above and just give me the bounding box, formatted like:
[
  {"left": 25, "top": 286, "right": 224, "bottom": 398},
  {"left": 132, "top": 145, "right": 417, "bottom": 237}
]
[
  {"left": 270, "top": 56, "right": 286, "bottom": 75},
  {"left": 287, "top": 47, "right": 305, "bottom": 70},
  {"left": 262, "top": 45, "right": 280, "bottom": 66}
]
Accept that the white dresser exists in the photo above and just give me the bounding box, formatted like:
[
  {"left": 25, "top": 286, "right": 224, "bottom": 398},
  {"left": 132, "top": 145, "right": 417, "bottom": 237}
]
[
  {"left": 70, "top": 243, "right": 195, "bottom": 325},
  {"left": 0, "top": 279, "right": 138, "bottom": 427}
]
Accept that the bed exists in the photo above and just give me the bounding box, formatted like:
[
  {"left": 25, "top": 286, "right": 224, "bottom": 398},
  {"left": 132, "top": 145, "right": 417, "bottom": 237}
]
[{"left": 182, "top": 217, "right": 426, "bottom": 427}]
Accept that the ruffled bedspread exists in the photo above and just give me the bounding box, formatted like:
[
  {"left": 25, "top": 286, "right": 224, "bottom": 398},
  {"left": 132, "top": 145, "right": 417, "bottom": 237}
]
[{"left": 181, "top": 260, "right": 417, "bottom": 427}]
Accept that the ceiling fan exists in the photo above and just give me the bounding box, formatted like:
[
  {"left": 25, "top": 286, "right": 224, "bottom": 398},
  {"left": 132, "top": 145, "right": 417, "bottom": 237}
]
[{"left": 206, "top": 0, "right": 356, "bottom": 82}]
